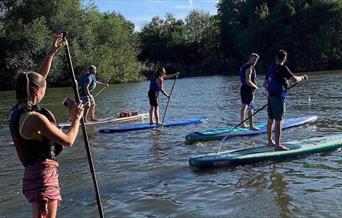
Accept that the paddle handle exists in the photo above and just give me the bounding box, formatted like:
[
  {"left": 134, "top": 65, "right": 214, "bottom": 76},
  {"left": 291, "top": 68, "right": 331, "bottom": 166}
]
[
  {"left": 161, "top": 75, "right": 178, "bottom": 125},
  {"left": 62, "top": 33, "right": 104, "bottom": 218}
]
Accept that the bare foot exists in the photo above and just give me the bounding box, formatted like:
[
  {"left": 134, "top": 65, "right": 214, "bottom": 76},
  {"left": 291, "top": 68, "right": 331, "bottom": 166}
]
[
  {"left": 89, "top": 118, "right": 99, "bottom": 122},
  {"left": 275, "top": 145, "right": 290, "bottom": 151},
  {"left": 268, "top": 142, "right": 276, "bottom": 146},
  {"left": 249, "top": 126, "right": 260, "bottom": 131},
  {"left": 268, "top": 139, "right": 276, "bottom": 146},
  {"left": 241, "top": 125, "right": 249, "bottom": 128}
]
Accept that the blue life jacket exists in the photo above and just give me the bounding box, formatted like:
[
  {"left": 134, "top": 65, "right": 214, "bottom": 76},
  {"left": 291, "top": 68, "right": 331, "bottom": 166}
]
[
  {"left": 79, "top": 73, "right": 96, "bottom": 96},
  {"left": 240, "top": 63, "right": 256, "bottom": 88},
  {"left": 266, "top": 64, "right": 289, "bottom": 99},
  {"left": 8, "top": 104, "right": 63, "bottom": 167},
  {"left": 149, "top": 75, "right": 160, "bottom": 92}
]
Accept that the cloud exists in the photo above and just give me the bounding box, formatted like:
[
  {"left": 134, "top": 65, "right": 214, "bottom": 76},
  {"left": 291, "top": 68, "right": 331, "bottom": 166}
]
[
  {"left": 173, "top": 0, "right": 194, "bottom": 10},
  {"left": 189, "top": 0, "right": 194, "bottom": 8}
]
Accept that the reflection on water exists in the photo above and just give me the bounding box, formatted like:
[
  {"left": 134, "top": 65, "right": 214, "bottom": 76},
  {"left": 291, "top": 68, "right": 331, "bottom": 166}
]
[{"left": 0, "top": 72, "right": 342, "bottom": 217}]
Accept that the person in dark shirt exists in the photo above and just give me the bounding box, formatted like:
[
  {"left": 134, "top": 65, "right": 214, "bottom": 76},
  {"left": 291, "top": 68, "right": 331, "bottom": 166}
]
[
  {"left": 264, "top": 50, "right": 308, "bottom": 150},
  {"left": 240, "top": 53, "right": 260, "bottom": 130},
  {"left": 148, "top": 67, "right": 179, "bottom": 126},
  {"left": 8, "top": 33, "right": 84, "bottom": 218}
]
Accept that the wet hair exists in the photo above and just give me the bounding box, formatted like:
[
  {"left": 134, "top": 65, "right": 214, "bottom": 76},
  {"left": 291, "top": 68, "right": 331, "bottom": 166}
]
[
  {"left": 277, "top": 50, "right": 287, "bottom": 61},
  {"left": 154, "top": 67, "right": 165, "bottom": 77},
  {"left": 16, "top": 71, "right": 46, "bottom": 110}
]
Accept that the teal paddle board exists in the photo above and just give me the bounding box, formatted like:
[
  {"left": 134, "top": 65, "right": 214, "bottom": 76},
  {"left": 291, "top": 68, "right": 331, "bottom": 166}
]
[
  {"left": 189, "top": 134, "right": 342, "bottom": 167},
  {"left": 186, "top": 115, "right": 317, "bottom": 144}
]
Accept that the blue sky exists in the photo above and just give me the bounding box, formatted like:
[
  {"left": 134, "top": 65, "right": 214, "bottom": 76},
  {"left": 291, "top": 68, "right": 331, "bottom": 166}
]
[{"left": 91, "top": 0, "right": 219, "bottom": 31}]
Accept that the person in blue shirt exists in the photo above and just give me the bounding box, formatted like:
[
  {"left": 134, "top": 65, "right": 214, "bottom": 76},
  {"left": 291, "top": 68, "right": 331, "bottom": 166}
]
[
  {"left": 79, "top": 65, "right": 109, "bottom": 122},
  {"left": 264, "top": 50, "right": 308, "bottom": 150},
  {"left": 240, "top": 53, "right": 260, "bottom": 130},
  {"left": 148, "top": 67, "right": 179, "bottom": 126}
]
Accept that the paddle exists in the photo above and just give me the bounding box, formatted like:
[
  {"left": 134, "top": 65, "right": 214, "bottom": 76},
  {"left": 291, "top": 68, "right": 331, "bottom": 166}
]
[
  {"left": 161, "top": 75, "right": 178, "bottom": 126},
  {"left": 93, "top": 85, "right": 107, "bottom": 98},
  {"left": 217, "top": 80, "right": 303, "bottom": 152},
  {"left": 63, "top": 86, "right": 107, "bottom": 125},
  {"left": 62, "top": 32, "right": 104, "bottom": 218}
]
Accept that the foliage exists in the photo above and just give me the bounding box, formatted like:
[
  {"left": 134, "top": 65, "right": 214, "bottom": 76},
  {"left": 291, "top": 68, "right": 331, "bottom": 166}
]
[
  {"left": 1, "top": 0, "right": 341, "bottom": 91},
  {"left": 217, "top": 0, "right": 342, "bottom": 71},
  {"left": 0, "top": 0, "right": 143, "bottom": 91}
]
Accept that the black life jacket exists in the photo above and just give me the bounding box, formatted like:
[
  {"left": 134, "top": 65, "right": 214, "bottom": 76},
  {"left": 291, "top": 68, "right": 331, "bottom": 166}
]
[
  {"left": 240, "top": 63, "right": 256, "bottom": 89},
  {"left": 8, "top": 104, "right": 63, "bottom": 167}
]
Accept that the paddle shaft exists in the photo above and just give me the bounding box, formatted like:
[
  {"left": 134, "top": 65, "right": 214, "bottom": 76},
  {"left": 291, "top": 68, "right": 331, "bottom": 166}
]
[
  {"left": 93, "top": 85, "right": 107, "bottom": 98},
  {"left": 62, "top": 33, "right": 104, "bottom": 218},
  {"left": 161, "top": 75, "right": 178, "bottom": 125},
  {"left": 217, "top": 81, "right": 303, "bottom": 151}
]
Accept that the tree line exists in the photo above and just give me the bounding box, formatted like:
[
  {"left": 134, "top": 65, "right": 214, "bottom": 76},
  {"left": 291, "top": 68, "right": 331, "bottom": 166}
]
[
  {"left": 140, "top": 0, "right": 342, "bottom": 76},
  {"left": 0, "top": 0, "right": 341, "bottom": 91},
  {"left": 0, "top": 0, "right": 142, "bottom": 90}
]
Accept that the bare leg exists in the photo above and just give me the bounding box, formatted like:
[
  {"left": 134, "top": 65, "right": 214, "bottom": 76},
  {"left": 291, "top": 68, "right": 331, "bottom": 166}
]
[
  {"left": 267, "top": 119, "right": 275, "bottom": 145},
  {"left": 89, "top": 103, "right": 98, "bottom": 121},
  {"left": 32, "top": 200, "right": 58, "bottom": 218},
  {"left": 248, "top": 109, "right": 259, "bottom": 130},
  {"left": 154, "top": 106, "right": 160, "bottom": 125},
  {"left": 274, "top": 119, "right": 288, "bottom": 150},
  {"left": 46, "top": 200, "right": 58, "bottom": 218},
  {"left": 149, "top": 106, "right": 154, "bottom": 124},
  {"left": 275, "top": 120, "right": 282, "bottom": 146},
  {"left": 241, "top": 104, "right": 248, "bottom": 128},
  {"left": 83, "top": 105, "right": 90, "bottom": 122}
]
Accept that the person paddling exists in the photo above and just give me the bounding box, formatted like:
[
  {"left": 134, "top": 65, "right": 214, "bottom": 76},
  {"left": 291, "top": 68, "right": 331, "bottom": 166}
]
[
  {"left": 264, "top": 50, "right": 308, "bottom": 151},
  {"left": 8, "top": 33, "right": 84, "bottom": 218},
  {"left": 148, "top": 67, "right": 179, "bottom": 126},
  {"left": 79, "top": 65, "right": 109, "bottom": 122},
  {"left": 240, "top": 53, "right": 260, "bottom": 130}
]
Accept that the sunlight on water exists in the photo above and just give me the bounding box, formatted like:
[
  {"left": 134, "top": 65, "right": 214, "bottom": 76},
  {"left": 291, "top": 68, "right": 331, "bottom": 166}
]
[{"left": 1, "top": 72, "right": 342, "bottom": 217}]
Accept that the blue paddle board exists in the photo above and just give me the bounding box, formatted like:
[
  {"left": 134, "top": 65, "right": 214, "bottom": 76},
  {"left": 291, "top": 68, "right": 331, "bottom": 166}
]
[
  {"left": 99, "top": 115, "right": 207, "bottom": 133},
  {"left": 189, "top": 134, "right": 342, "bottom": 167},
  {"left": 185, "top": 115, "right": 317, "bottom": 144}
]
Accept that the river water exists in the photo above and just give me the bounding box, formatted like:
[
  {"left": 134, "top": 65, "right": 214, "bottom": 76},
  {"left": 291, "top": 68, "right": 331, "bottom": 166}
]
[{"left": 0, "top": 71, "right": 341, "bottom": 217}]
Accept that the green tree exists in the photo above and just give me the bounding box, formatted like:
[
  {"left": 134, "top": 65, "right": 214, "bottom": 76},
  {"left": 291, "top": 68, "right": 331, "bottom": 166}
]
[{"left": 0, "top": 0, "right": 144, "bottom": 90}]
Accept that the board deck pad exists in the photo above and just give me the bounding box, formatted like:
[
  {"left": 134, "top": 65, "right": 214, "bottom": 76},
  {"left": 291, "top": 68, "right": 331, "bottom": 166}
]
[
  {"left": 185, "top": 115, "right": 318, "bottom": 144},
  {"left": 189, "top": 134, "right": 342, "bottom": 167},
  {"left": 99, "top": 115, "right": 207, "bottom": 133}
]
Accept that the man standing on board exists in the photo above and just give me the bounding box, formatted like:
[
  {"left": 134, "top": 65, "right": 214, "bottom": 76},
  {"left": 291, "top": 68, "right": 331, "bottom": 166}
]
[
  {"left": 264, "top": 50, "right": 308, "bottom": 150},
  {"left": 240, "top": 53, "right": 260, "bottom": 130},
  {"left": 79, "top": 65, "right": 109, "bottom": 122}
]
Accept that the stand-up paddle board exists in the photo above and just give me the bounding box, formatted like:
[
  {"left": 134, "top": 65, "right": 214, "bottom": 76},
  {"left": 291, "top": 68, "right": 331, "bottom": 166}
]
[
  {"left": 59, "top": 113, "right": 149, "bottom": 128},
  {"left": 185, "top": 115, "right": 317, "bottom": 144},
  {"left": 99, "top": 115, "right": 207, "bottom": 133},
  {"left": 189, "top": 134, "right": 342, "bottom": 167}
]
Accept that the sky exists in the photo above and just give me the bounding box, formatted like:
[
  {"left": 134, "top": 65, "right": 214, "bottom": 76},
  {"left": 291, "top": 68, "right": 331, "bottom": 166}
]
[{"left": 92, "top": 0, "right": 219, "bottom": 31}]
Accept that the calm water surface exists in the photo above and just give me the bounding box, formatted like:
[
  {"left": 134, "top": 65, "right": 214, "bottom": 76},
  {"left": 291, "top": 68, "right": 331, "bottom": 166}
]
[{"left": 0, "top": 72, "right": 341, "bottom": 217}]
